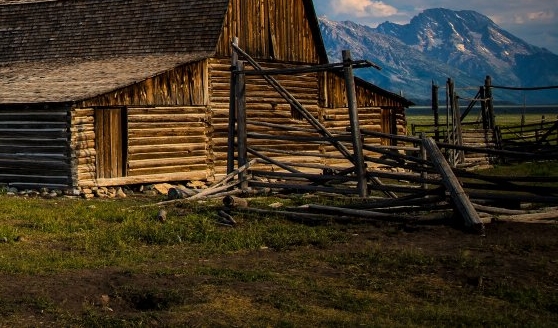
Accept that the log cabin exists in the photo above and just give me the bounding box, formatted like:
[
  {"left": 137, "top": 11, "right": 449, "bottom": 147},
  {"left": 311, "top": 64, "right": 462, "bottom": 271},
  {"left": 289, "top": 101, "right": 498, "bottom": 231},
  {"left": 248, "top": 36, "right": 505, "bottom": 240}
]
[{"left": 0, "top": 0, "right": 412, "bottom": 190}]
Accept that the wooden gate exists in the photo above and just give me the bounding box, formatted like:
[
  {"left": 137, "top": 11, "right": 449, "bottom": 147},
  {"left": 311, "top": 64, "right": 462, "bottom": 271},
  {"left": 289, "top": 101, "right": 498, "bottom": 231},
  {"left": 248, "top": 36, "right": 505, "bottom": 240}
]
[{"left": 95, "top": 107, "right": 127, "bottom": 179}]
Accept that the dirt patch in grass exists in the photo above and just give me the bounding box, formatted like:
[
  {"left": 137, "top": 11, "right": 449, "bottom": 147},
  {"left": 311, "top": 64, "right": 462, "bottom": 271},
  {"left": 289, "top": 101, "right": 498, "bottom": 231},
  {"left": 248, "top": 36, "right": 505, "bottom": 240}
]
[{"left": 1, "top": 215, "right": 557, "bottom": 326}]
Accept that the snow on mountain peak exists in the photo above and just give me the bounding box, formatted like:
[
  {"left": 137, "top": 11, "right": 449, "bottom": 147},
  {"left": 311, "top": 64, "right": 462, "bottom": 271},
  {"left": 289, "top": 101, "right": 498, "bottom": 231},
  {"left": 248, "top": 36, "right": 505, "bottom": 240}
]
[{"left": 319, "top": 8, "right": 558, "bottom": 104}]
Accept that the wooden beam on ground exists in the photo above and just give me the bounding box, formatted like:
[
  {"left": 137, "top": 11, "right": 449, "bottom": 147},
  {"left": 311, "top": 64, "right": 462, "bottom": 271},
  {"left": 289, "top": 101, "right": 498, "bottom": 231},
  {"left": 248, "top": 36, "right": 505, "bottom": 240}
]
[
  {"left": 304, "top": 204, "right": 405, "bottom": 221},
  {"left": 422, "top": 137, "right": 485, "bottom": 233}
]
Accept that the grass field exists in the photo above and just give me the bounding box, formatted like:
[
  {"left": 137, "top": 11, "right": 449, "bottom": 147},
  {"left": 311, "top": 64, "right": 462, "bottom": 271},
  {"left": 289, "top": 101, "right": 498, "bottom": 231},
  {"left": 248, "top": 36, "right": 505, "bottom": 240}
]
[
  {"left": 1, "top": 161, "right": 557, "bottom": 327},
  {"left": 407, "top": 108, "right": 558, "bottom": 128}
]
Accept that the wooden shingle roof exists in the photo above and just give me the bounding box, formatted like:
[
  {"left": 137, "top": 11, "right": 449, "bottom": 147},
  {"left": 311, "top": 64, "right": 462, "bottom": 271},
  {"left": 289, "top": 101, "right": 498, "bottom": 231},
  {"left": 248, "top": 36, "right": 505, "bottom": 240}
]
[{"left": 0, "top": 0, "right": 230, "bottom": 103}]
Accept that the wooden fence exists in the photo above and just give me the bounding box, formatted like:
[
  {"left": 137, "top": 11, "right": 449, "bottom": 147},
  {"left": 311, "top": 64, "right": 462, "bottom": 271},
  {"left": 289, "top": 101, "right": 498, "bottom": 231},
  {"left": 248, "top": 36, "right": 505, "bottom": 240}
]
[
  {"left": 497, "top": 118, "right": 558, "bottom": 153},
  {"left": 412, "top": 77, "right": 558, "bottom": 166},
  {"left": 202, "top": 44, "right": 558, "bottom": 233}
]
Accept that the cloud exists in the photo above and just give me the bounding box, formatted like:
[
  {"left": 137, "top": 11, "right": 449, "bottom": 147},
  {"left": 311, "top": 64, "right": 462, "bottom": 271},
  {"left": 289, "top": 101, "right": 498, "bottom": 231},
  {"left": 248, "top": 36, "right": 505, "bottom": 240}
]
[
  {"left": 510, "top": 10, "right": 555, "bottom": 25},
  {"left": 329, "top": 0, "right": 398, "bottom": 18},
  {"left": 526, "top": 11, "right": 555, "bottom": 21},
  {"left": 313, "top": 0, "right": 558, "bottom": 53}
]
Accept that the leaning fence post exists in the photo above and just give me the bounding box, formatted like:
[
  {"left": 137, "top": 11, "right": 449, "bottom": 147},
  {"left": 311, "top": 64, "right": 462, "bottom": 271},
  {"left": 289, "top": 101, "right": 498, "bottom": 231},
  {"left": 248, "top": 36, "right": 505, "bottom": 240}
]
[
  {"left": 343, "top": 50, "right": 368, "bottom": 198},
  {"left": 235, "top": 60, "right": 248, "bottom": 190},
  {"left": 422, "top": 137, "right": 484, "bottom": 234},
  {"left": 227, "top": 37, "right": 239, "bottom": 174}
]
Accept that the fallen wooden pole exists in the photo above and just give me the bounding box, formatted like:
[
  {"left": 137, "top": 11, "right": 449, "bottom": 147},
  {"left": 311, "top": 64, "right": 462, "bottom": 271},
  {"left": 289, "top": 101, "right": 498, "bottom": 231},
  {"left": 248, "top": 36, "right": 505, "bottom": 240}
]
[
  {"left": 141, "top": 161, "right": 259, "bottom": 207},
  {"left": 247, "top": 147, "right": 303, "bottom": 173},
  {"left": 223, "top": 195, "right": 248, "bottom": 208},
  {"left": 208, "top": 158, "right": 258, "bottom": 191},
  {"left": 469, "top": 192, "right": 558, "bottom": 204},
  {"left": 189, "top": 181, "right": 240, "bottom": 201},
  {"left": 249, "top": 181, "right": 359, "bottom": 195},
  {"left": 231, "top": 207, "right": 341, "bottom": 222},
  {"left": 499, "top": 211, "right": 558, "bottom": 222},
  {"left": 422, "top": 137, "right": 485, "bottom": 233},
  {"left": 471, "top": 203, "right": 527, "bottom": 215},
  {"left": 304, "top": 204, "right": 406, "bottom": 221},
  {"left": 463, "top": 182, "right": 558, "bottom": 196},
  {"left": 352, "top": 194, "right": 447, "bottom": 210},
  {"left": 249, "top": 170, "right": 358, "bottom": 183},
  {"left": 362, "top": 144, "right": 430, "bottom": 165}
]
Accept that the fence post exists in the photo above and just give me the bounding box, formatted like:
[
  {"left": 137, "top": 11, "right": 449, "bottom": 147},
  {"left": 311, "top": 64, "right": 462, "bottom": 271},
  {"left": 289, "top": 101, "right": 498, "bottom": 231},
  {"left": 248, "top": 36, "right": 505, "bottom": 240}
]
[
  {"left": 420, "top": 133, "right": 428, "bottom": 190},
  {"left": 447, "top": 78, "right": 456, "bottom": 166},
  {"left": 227, "top": 37, "right": 239, "bottom": 174},
  {"left": 484, "top": 76, "right": 495, "bottom": 129},
  {"left": 454, "top": 93, "right": 465, "bottom": 164},
  {"left": 343, "top": 50, "right": 368, "bottom": 198},
  {"left": 432, "top": 81, "right": 440, "bottom": 142},
  {"left": 235, "top": 60, "right": 248, "bottom": 190},
  {"left": 480, "top": 86, "right": 488, "bottom": 130}
]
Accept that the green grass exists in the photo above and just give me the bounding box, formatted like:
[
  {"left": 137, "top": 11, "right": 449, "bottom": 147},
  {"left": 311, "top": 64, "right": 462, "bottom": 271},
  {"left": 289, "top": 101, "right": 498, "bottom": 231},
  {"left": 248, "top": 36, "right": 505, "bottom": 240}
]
[
  {"left": 407, "top": 112, "right": 557, "bottom": 127},
  {"left": 0, "top": 196, "right": 349, "bottom": 274},
  {"left": 476, "top": 160, "right": 558, "bottom": 177},
  {"left": 0, "top": 178, "right": 557, "bottom": 326}
]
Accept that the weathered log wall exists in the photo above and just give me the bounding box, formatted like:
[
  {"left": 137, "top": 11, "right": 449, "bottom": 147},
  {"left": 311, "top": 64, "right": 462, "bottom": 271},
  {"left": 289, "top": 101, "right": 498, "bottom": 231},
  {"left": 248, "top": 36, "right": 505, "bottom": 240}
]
[
  {"left": 209, "top": 58, "right": 408, "bottom": 175},
  {"left": 209, "top": 58, "right": 324, "bottom": 174},
  {"left": 0, "top": 104, "right": 72, "bottom": 189},
  {"left": 320, "top": 71, "right": 407, "bottom": 109},
  {"left": 71, "top": 106, "right": 212, "bottom": 187},
  {"left": 71, "top": 108, "right": 96, "bottom": 186},
  {"left": 126, "top": 106, "right": 213, "bottom": 178},
  {"left": 216, "top": 0, "right": 323, "bottom": 64}
]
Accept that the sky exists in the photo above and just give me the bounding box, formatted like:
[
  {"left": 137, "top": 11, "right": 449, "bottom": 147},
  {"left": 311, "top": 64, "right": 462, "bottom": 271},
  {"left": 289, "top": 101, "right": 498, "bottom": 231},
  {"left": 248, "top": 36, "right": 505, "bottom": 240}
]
[{"left": 312, "top": 0, "right": 558, "bottom": 54}]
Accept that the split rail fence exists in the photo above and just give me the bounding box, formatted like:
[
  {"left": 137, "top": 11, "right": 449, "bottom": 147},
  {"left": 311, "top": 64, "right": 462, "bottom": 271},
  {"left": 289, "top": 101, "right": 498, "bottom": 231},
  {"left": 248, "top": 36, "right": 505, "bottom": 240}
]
[
  {"left": 411, "top": 77, "right": 558, "bottom": 166},
  {"left": 212, "top": 41, "right": 558, "bottom": 233}
]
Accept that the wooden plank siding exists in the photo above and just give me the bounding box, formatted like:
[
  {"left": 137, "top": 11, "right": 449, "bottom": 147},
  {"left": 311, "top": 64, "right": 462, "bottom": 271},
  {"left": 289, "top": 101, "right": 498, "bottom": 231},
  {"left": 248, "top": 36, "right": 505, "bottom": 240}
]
[
  {"left": 77, "top": 60, "right": 209, "bottom": 108},
  {"left": 320, "top": 71, "right": 407, "bottom": 109},
  {"left": 216, "top": 0, "right": 322, "bottom": 64},
  {"left": 0, "top": 104, "right": 72, "bottom": 188}
]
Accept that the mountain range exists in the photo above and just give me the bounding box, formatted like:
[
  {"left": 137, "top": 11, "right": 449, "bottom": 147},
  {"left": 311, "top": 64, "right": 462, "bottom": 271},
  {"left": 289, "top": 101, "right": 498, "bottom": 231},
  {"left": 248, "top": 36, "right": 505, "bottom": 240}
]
[{"left": 318, "top": 8, "right": 558, "bottom": 105}]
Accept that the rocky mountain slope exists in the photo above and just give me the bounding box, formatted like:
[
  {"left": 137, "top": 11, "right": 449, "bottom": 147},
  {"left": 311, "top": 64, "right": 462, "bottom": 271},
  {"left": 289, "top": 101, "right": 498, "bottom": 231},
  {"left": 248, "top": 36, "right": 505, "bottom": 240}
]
[{"left": 319, "top": 9, "right": 558, "bottom": 104}]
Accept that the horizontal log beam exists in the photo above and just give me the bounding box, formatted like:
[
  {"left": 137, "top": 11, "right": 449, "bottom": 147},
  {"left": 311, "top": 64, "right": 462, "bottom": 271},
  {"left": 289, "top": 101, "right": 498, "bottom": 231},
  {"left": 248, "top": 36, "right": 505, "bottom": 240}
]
[{"left": 80, "top": 171, "right": 209, "bottom": 188}]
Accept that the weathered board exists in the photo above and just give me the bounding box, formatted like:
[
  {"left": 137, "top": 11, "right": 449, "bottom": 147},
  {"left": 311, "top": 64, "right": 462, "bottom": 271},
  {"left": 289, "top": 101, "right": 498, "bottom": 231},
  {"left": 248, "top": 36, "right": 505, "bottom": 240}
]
[
  {"left": 0, "top": 104, "right": 72, "bottom": 188},
  {"left": 77, "top": 60, "right": 209, "bottom": 108},
  {"left": 216, "top": 0, "right": 323, "bottom": 64}
]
